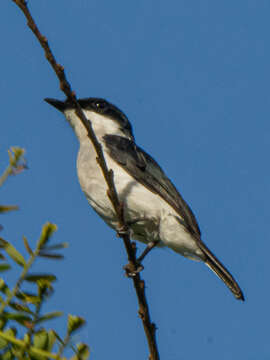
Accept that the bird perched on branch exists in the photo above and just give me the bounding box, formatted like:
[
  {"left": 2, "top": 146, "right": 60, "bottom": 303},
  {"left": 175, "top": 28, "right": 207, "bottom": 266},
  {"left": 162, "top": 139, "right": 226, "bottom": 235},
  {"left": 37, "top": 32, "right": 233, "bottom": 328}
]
[{"left": 45, "top": 97, "right": 244, "bottom": 301}]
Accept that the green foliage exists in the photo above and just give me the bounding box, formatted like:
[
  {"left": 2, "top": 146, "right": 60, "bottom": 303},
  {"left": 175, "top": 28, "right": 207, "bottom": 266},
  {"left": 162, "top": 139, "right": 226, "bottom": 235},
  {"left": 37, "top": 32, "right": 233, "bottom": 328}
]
[
  {"left": 67, "top": 316, "right": 85, "bottom": 336},
  {"left": 0, "top": 147, "right": 27, "bottom": 188},
  {"left": 0, "top": 238, "right": 26, "bottom": 267},
  {"left": 0, "top": 149, "right": 90, "bottom": 359}
]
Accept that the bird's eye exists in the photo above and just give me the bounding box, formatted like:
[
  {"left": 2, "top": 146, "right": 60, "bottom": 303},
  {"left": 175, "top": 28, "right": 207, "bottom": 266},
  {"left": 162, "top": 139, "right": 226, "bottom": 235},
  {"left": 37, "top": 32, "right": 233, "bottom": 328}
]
[{"left": 95, "top": 101, "right": 106, "bottom": 111}]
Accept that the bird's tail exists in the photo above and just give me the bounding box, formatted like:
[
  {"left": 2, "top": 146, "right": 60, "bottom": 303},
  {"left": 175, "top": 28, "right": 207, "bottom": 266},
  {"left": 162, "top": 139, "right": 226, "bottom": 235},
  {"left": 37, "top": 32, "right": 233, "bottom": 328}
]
[{"left": 197, "top": 240, "right": 244, "bottom": 301}]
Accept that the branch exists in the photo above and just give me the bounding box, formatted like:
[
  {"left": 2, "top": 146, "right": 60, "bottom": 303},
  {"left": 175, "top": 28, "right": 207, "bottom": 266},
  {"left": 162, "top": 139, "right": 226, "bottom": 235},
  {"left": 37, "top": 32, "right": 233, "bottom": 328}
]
[{"left": 11, "top": 1, "right": 160, "bottom": 359}]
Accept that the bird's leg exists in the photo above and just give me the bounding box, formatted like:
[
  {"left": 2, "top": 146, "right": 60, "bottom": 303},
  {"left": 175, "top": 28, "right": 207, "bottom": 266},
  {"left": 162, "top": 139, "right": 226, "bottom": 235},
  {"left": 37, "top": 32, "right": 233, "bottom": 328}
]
[
  {"left": 119, "top": 215, "right": 159, "bottom": 276},
  {"left": 116, "top": 209, "right": 147, "bottom": 237},
  {"left": 124, "top": 241, "right": 159, "bottom": 277},
  {"left": 137, "top": 241, "right": 159, "bottom": 263},
  {"left": 117, "top": 225, "right": 131, "bottom": 237},
  {"left": 117, "top": 217, "right": 145, "bottom": 238}
]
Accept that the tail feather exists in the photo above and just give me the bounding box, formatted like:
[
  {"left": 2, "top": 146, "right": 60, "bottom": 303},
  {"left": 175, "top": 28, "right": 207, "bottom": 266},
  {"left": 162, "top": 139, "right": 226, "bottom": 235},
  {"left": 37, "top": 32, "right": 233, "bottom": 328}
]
[{"left": 197, "top": 240, "right": 244, "bottom": 301}]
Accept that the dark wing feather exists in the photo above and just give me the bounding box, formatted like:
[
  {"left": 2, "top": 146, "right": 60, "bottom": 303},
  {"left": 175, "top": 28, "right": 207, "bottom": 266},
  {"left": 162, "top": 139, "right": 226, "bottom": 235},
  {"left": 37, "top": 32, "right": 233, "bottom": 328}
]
[
  {"left": 103, "top": 135, "right": 245, "bottom": 300},
  {"left": 103, "top": 135, "right": 201, "bottom": 237}
]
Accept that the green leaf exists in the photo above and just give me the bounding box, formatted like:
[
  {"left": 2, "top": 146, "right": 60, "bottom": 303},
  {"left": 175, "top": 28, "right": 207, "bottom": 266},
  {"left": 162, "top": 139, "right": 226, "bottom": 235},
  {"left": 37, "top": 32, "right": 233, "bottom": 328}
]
[
  {"left": 23, "top": 333, "right": 30, "bottom": 347},
  {"left": 46, "top": 330, "right": 56, "bottom": 352},
  {"left": 0, "top": 264, "right": 11, "bottom": 272},
  {"left": 42, "top": 242, "right": 68, "bottom": 251},
  {"left": 2, "top": 312, "right": 32, "bottom": 326},
  {"left": 36, "top": 311, "right": 63, "bottom": 324},
  {"left": 68, "top": 315, "right": 86, "bottom": 335},
  {"left": 28, "top": 347, "right": 57, "bottom": 360},
  {"left": 38, "top": 223, "right": 57, "bottom": 248},
  {"left": 23, "top": 236, "right": 33, "bottom": 256},
  {"left": 1, "top": 348, "right": 14, "bottom": 360},
  {"left": 51, "top": 330, "right": 64, "bottom": 346},
  {"left": 11, "top": 346, "right": 26, "bottom": 360},
  {"left": 33, "top": 330, "right": 48, "bottom": 350},
  {"left": 0, "top": 329, "right": 26, "bottom": 348},
  {"left": 38, "top": 252, "right": 64, "bottom": 260},
  {"left": 0, "top": 239, "right": 26, "bottom": 267},
  {"left": 15, "top": 291, "right": 40, "bottom": 304},
  {"left": 0, "top": 328, "right": 17, "bottom": 350},
  {"left": 8, "top": 147, "right": 25, "bottom": 165},
  {"left": 0, "top": 334, "right": 7, "bottom": 350},
  {"left": 0, "top": 317, "right": 7, "bottom": 330},
  {"left": 0, "top": 279, "right": 12, "bottom": 297},
  {"left": 76, "top": 343, "right": 90, "bottom": 360},
  {"left": 0, "top": 206, "right": 19, "bottom": 214},
  {"left": 9, "top": 302, "right": 34, "bottom": 315},
  {"left": 24, "top": 274, "right": 57, "bottom": 283},
  {"left": 38, "top": 283, "right": 54, "bottom": 298}
]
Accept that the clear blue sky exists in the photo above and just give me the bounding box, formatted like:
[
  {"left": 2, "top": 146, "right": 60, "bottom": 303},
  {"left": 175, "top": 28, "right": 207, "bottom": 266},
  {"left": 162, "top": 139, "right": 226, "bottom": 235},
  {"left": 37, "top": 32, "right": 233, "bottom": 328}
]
[{"left": 1, "top": 1, "right": 270, "bottom": 359}]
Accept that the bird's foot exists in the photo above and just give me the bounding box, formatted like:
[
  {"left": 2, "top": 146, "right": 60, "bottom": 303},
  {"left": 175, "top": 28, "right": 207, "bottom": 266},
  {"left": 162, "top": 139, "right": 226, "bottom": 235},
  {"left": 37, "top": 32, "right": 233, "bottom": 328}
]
[
  {"left": 117, "top": 225, "right": 131, "bottom": 237},
  {"left": 137, "top": 241, "right": 159, "bottom": 263},
  {"left": 123, "top": 241, "right": 159, "bottom": 277},
  {"left": 117, "top": 218, "right": 145, "bottom": 237},
  {"left": 123, "top": 261, "right": 144, "bottom": 277}
]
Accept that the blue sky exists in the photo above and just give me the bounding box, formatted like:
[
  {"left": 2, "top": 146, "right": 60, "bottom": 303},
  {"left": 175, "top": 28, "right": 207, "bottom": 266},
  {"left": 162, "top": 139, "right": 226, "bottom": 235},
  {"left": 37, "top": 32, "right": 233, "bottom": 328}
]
[{"left": 1, "top": 1, "right": 270, "bottom": 359}]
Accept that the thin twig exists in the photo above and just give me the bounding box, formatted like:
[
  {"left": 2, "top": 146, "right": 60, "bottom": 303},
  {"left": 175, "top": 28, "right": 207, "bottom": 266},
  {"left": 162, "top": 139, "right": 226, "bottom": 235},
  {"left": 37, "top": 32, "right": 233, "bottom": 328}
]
[
  {"left": 27, "top": 287, "right": 42, "bottom": 343},
  {"left": 0, "top": 165, "right": 13, "bottom": 188},
  {"left": 11, "top": 1, "right": 160, "bottom": 359},
  {"left": 56, "top": 332, "right": 70, "bottom": 359}
]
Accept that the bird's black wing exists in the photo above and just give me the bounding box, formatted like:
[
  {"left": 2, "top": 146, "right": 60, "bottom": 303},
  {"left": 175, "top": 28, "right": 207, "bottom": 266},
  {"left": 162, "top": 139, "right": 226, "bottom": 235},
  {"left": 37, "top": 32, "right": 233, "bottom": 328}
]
[{"left": 103, "top": 135, "right": 201, "bottom": 237}]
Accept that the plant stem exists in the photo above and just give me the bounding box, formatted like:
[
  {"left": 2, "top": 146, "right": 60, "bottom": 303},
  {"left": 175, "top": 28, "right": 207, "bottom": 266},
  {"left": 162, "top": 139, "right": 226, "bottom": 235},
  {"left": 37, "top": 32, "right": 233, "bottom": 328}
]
[
  {"left": 0, "top": 165, "right": 13, "bottom": 187},
  {"left": 0, "top": 242, "right": 42, "bottom": 314}
]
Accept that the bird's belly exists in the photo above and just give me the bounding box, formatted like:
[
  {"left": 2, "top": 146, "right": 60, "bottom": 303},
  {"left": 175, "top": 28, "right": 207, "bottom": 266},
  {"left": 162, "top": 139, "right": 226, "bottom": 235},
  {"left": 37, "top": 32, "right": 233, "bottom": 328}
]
[
  {"left": 77, "top": 145, "right": 163, "bottom": 241},
  {"left": 77, "top": 144, "right": 203, "bottom": 260},
  {"left": 159, "top": 212, "right": 204, "bottom": 260}
]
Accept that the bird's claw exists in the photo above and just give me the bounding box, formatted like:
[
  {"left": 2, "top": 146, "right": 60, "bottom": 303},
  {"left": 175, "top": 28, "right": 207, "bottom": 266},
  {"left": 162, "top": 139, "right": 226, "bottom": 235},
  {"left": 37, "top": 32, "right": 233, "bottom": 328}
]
[
  {"left": 124, "top": 262, "right": 144, "bottom": 277},
  {"left": 117, "top": 226, "right": 131, "bottom": 237}
]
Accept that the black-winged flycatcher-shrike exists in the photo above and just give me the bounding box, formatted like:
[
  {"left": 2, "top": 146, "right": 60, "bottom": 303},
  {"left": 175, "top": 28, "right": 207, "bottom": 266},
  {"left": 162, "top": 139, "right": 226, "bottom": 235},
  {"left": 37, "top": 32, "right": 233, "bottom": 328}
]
[{"left": 45, "top": 97, "right": 244, "bottom": 301}]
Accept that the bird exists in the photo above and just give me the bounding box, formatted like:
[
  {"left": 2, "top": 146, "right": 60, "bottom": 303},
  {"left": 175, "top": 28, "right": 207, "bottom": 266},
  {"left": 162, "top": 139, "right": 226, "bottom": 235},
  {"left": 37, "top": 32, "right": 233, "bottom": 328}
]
[{"left": 45, "top": 96, "right": 244, "bottom": 301}]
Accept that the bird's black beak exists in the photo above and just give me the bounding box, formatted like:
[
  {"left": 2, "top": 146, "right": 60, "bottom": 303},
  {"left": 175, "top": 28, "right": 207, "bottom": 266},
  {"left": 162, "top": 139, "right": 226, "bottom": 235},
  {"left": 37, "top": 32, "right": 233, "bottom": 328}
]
[{"left": 44, "top": 98, "right": 66, "bottom": 112}]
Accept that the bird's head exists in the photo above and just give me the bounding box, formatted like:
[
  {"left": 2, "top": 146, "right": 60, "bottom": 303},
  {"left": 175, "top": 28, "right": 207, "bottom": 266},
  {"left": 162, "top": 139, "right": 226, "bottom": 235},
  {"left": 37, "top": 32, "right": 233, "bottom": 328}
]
[{"left": 45, "top": 97, "right": 134, "bottom": 142}]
